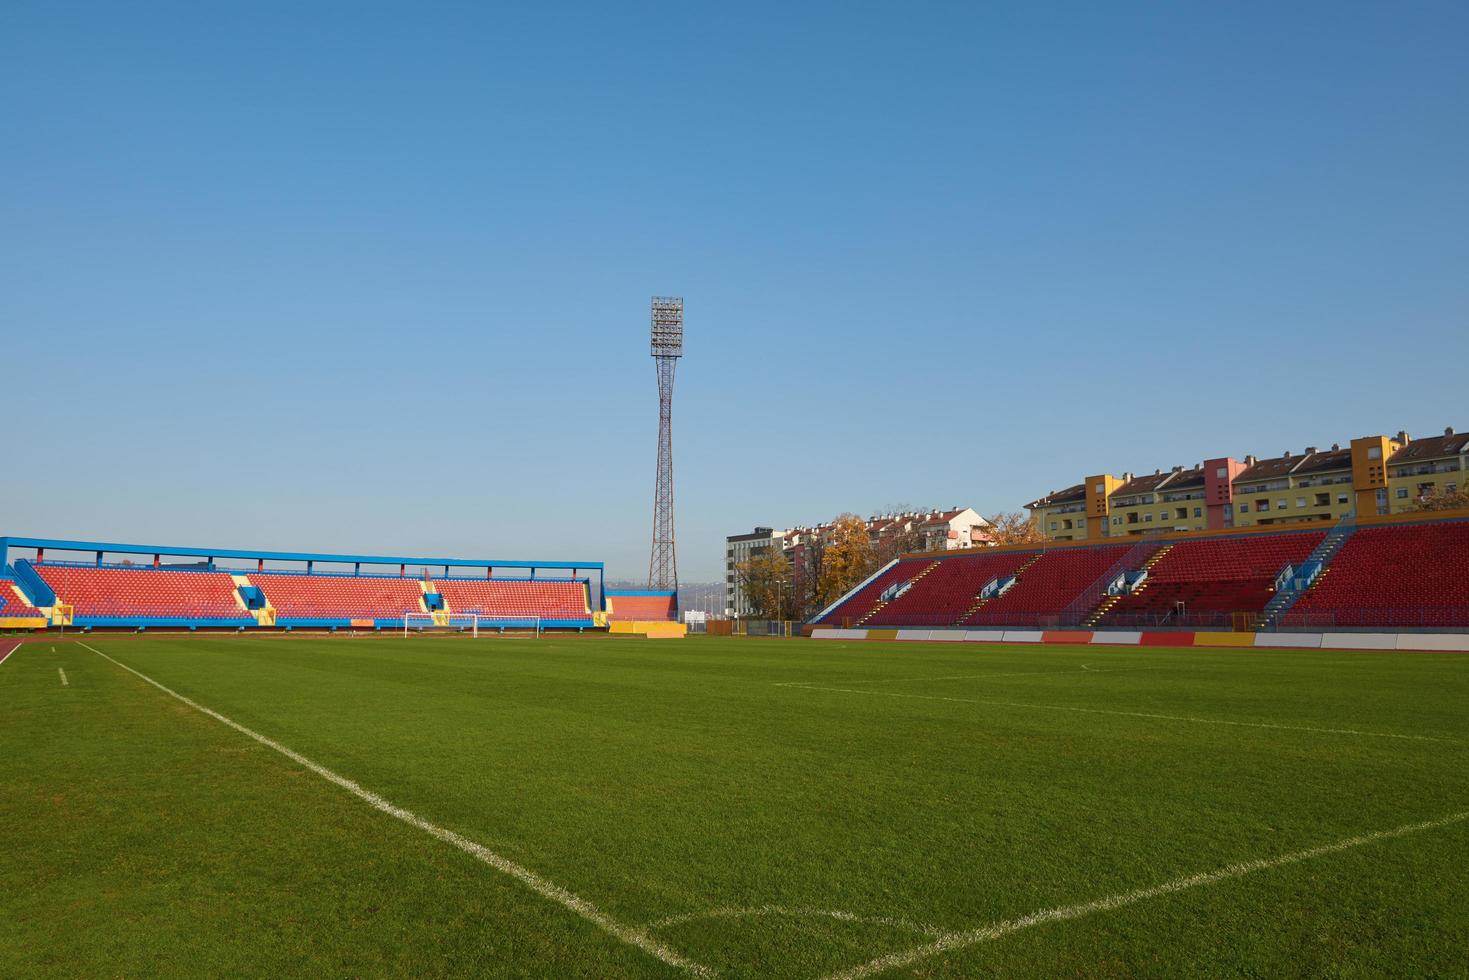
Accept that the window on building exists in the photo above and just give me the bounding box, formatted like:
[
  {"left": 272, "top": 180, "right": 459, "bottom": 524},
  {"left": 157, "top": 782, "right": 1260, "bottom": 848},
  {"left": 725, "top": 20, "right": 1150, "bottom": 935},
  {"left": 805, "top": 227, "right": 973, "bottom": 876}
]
[
  {"left": 1239, "top": 503, "right": 1249, "bottom": 514},
  {"left": 1193, "top": 507, "right": 1202, "bottom": 518},
  {"left": 1093, "top": 483, "right": 1104, "bottom": 494},
  {"left": 1396, "top": 488, "right": 1409, "bottom": 499},
  {"left": 1295, "top": 497, "right": 1306, "bottom": 508},
  {"left": 1315, "top": 493, "right": 1330, "bottom": 506},
  {"left": 1256, "top": 500, "right": 1269, "bottom": 512},
  {"left": 1077, "top": 518, "right": 1086, "bottom": 528},
  {"left": 1215, "top": 467, "right": 1227, "bottom": 478},
  {"left": 1338, "top": 493, "right": 1349, "bottom": 505},
  {"left": 1144, "top": 514, "right": 1153, "bottom": 523},
  {"left": 1049, "top": 522, "right": 1057, "bottom": 531},
  {"left": 1276, "top": 500, "right": 1287, "bottom": 510},
  {"left": 1368, "top": 446, "right": 1382, "bottom": 459}
]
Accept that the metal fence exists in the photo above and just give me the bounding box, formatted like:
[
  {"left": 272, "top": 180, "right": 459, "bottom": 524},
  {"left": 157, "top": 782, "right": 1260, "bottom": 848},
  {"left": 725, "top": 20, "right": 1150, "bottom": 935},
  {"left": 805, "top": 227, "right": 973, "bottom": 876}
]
[
  {"left": 815, "top": 607, "right": 1469, "bottom": 634},
  {"left": 1275, "top": 607, "right": 1469, "bottom": 630}
]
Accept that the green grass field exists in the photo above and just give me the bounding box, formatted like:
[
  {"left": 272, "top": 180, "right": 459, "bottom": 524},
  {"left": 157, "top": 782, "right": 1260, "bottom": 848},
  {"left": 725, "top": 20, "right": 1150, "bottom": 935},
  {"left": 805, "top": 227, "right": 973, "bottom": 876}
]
[{"left": 3, "top": 634, "right": 1467, "bottom": 978}]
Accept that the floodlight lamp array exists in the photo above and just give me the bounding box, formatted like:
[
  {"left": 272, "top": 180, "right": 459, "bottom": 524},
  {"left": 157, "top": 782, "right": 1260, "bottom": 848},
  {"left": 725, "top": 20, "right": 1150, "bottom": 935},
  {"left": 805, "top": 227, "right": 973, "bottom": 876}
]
[{"left": 650, "top": 296, "right": 684, "bottom": 357}]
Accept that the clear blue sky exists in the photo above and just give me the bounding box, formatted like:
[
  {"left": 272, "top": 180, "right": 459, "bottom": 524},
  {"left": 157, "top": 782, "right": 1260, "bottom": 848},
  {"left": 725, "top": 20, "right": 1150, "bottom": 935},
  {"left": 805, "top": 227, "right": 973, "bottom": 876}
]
[{"left": 3, "top": 2, "right": 1466, "bottom": 582}]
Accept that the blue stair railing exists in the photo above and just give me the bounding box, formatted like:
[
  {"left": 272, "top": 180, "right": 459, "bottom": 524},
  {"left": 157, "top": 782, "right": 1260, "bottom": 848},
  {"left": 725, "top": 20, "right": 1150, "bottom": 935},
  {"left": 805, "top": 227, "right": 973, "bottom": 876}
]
[
  {"left": 1060, "top": 534, "right": 1163, "bottom": 627},
  {"left": 1259, "top": 515, "right": 1357, "bottom": 629},
  {"left": 11, "top": 559, "right": 56, "bottom": 608}
]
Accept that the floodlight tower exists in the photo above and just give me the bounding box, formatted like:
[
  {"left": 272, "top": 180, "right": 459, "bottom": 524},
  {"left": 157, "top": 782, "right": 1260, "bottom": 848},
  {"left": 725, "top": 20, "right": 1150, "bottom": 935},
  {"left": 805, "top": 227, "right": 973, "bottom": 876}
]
[{"left": 648, "top": 296, "right": 683, "bottom": 595}]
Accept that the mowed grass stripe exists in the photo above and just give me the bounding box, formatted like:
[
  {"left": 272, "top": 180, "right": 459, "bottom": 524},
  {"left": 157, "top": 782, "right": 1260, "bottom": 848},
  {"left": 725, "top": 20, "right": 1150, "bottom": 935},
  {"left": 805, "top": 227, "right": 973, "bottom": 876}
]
[
  {"left": 77, "top": 642, "right": 713, "bottom": 978},
  {"left": 778, "top": 683, "right": 1456, "bottom": 742},
  {"left": 20, "top": 635, "right": 1465, "bottom": 977}
]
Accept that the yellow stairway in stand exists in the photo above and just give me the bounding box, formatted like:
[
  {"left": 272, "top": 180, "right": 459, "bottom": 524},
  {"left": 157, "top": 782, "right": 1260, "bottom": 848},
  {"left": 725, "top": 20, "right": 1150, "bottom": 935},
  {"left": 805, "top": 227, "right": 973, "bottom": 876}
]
[
  {"left": 232, "top": 574, "right": 276, "bottom": 627},
  {"left": 954, "top": 552, "right": 1043, "bottom": 625},
  {"left": 856, "top": 560, "right": 941, "bottom": 626},
  {"left": 1083, "top": 544, "right": 1173, "bottom": 627}
]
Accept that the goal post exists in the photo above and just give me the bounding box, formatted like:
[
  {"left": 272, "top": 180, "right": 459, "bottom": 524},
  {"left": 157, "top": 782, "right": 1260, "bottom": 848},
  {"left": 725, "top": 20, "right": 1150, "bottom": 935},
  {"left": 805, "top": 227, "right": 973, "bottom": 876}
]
[
  {"left": 401, "top": 612, "right": 542, "bottom": 638},
  {"left": 476, "top": 615, "right": 542, "bottom": 637},
  {"left": 403, "top": 612, "right": 479, "bottom": 637}
]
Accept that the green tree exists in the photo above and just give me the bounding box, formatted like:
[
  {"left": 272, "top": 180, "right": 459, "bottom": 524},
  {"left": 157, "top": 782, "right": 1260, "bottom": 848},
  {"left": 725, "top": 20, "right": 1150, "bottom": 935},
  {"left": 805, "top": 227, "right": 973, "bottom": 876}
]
[
  {"left": 818, "top": 513, "right": 877, "bottom": 605},
  {"left": 735, "top": 547, "right": 791, "bottom": 619},
  {"left": 985, "top": 511, "right": 1047, "bottom": 545},
  {"left": 875, "top": 521, "right": 926, "bottom": 563},
  {"left": 1412, "top": 486, "right": 1469, "bottom": 512}
]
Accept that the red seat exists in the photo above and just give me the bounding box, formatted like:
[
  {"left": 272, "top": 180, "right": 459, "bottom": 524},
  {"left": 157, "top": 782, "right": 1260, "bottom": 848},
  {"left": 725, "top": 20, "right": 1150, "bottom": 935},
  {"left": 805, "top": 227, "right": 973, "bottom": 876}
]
[
  {"left": 1287, "top": 521, "right": 1469, "bottom": 628},
  {"left": 1098, "top": 531, "right": 1323, "bottom": 626},
  {"left": 434, "top": 578, "right": 590, "bottom": 620},
  {"left": 969, "top": 545, "right": 1132, "bottom": 627},
  {"left": 36, "top": 565, "right": 248, "bottom": 619},
  {"left": 866, "top": 552, "right": 1034, "bottom": 627},
  {"left": 817, "top": 559, "right": 930, "bottom": 625},
  {"left": 0, "top": 580, "right": 43, "bottom": 617},
  {"left": 251, "top": 574, "right": 425, "bottom": 620}
]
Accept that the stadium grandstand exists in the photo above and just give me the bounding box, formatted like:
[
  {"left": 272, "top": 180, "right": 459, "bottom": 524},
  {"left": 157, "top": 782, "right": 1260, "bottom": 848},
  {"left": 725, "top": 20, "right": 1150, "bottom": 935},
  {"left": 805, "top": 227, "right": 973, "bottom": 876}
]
[
  {"left": 815, "top": 510, "right": 1469, "bottom": 635},
  {"left": 0, "top": 537, "right": 603, "bottom": 631}
]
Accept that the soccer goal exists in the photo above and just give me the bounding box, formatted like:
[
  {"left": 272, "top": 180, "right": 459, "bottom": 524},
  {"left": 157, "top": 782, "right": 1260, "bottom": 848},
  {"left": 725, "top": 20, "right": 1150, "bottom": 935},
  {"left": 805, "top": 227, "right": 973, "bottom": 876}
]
[
  {"left": 482, "top": 616, "right": 542, "bottom": 637},
  {"left": 402, "top": 612, "right": 542, "bottom": 638},
  {"left": 403, "top": 612, "right": 479, "bottom": 637}
]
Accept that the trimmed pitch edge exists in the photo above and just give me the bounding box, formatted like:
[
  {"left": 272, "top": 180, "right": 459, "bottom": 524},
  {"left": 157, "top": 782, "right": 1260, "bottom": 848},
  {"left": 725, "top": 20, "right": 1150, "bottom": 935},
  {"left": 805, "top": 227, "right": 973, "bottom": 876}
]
[
  {"left": 774, "top": 665, "right": 1159, "bottom": 688},
  {"left": 780, "top": 683, "right": 1455, "bottom": 742},
  {"left": 826, "top": 808, "right": 1469, "bottom": 979},
  {"left": 77, "top": 642, "right": 713, "bottom": 978}
]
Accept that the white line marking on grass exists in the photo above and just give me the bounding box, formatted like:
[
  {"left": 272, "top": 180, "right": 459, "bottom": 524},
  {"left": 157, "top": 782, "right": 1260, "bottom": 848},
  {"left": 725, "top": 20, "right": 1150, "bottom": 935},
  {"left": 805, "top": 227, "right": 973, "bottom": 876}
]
[
  {"left": 647, "top": 906, "right": 944, "bottom": 937},
  {"left": 780, "top": 684, "right": 1454, "bottom": 743},
  {"left": 58, "top": 667, "right": 68, "bottom": 686},
  {"left": 826, "top": 809, "right": 1469, "bottom": 980},
  {"left": 0, "top": 640, "right": 20, "bottom": 666},
  {"left": 77, "top": 641, "right": 712, "bottom": 978}
]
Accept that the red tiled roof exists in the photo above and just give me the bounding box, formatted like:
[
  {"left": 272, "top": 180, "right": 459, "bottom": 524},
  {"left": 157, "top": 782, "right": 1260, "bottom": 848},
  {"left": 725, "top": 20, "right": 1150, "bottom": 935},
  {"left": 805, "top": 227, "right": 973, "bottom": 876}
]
[
  {"left": 1027, "top": 484, "right": 1085, "bottom": 508},
  {"left": 1113, "top": 472, "right": 1174, "bottom": 496},
  {"left": 1290, "top": 449, "right": 1353, "bottom": 475},
  {"left": 1235, "top": 454, "right": 1304, "bottom": 482},
  {"left": 1392, "top": 431, "right": 1469, "bottom": 462}
]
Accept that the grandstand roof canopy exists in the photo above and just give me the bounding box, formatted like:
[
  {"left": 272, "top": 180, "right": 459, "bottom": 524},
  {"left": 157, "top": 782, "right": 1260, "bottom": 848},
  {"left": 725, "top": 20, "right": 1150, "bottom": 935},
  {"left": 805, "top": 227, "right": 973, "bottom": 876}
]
[{"left": 0, "top": 536, "right": 602, "bottom": 572}]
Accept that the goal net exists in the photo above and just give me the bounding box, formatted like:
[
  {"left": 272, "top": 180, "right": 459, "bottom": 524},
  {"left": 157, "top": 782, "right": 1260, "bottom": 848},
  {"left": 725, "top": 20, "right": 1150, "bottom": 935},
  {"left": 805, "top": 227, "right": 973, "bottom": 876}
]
[
  {"left": 481, "top": 616, "right": 542, "bottom": 636},
  {"left": 403, "top": 612, "right": 479, "bottom": 637},
  {"left": 401, "top": 612, "right": 542, "bottom": 637}
]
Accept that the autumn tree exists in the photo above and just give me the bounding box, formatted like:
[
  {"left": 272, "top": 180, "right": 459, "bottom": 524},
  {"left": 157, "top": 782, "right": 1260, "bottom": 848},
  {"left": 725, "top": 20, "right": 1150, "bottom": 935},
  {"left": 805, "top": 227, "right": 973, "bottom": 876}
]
[
  {"left": 788, "top": 535, "right": 825, "bottom": 620},
  {"left": 875, "top": 521, "right": 926, "bottom": 563},
  {"left": 985, "top": 511, "right": 1047, "bottom": 546},
  {"left": 818, "top": 513, "right": 877, "bottom": 605},
  {"left": 1412, "top": 486, "right": 1469, "bottom": 512},
  {"left": 734, "top": 547, "right": 792, "bottom": 619}
]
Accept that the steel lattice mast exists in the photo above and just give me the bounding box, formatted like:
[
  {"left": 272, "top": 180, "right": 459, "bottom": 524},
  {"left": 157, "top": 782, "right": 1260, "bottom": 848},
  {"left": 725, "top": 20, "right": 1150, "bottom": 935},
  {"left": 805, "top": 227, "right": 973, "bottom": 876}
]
[{"left": 648, "top": 297, "right": 682, "bottom": 593}]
